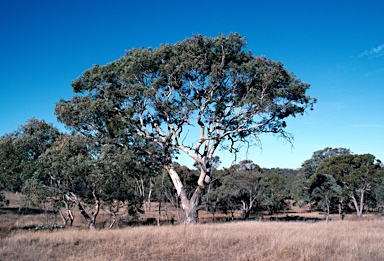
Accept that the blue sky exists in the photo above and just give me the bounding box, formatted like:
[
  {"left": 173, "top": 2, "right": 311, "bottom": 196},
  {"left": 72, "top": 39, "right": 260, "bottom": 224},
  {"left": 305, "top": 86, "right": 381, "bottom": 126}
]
[{"left": 1, "top": 0, "right": 383, "bottom": 169}]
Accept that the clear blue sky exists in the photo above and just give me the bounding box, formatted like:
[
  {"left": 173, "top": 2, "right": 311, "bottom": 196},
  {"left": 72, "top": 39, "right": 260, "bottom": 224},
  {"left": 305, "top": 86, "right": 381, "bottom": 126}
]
[{"left": 1, "top": 0, "right": 383, "bottom": 169}]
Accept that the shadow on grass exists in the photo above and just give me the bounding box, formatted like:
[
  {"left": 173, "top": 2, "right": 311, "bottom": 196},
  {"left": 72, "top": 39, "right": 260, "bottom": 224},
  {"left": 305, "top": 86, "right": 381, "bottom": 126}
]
[
  {"left": 0, "top": 207, "right": 55, "bottom": 215},
  {"left": 269, "top": 215, "right": 322, "bottom": 222}
]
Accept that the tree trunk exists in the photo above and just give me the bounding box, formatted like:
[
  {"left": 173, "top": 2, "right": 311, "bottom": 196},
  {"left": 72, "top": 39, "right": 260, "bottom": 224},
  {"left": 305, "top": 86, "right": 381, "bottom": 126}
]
[
  {"left": 325, "top": 195, "right": 330, "bottom": 223},
  {"left": 59, "top": 209, "right": 74, "bottom": 227},
  {"left": 165, "top": 161, "right": 210, "bottom": 224},
  {"left": 351, "top": 190, "right": 364, "bottom": 218},
  {"left": 241, "top": 201, "right": 251, "bottom": 219},
  {"left": 59, "top": 199, "right": 74, "bottom": 227},
  {"left": 108, "top": 212, "right": 117, "bottom": 229},
  {"left": 243, "top": 210, "right": 251, "bottom": 219},
  {"left": 76, "top": 201, "right": 98, "bottom": 230},
  {"left": 157, "top": 171, "right": 166, "bottom": 226},
  {"left": 65, "top": 192, "right": 99, "bottom": 230},
  {"left": 147, "top": 179, "right": 153, "bottom": 211},
  {"left": 103, "top": 206, "right": 119, "bottom": 229},
  {"left": 157, "top": 198, "right": 162, "bottom": 226},
  {"left": 230, "top": 210, "right": 235, "bottom": 220},
  {"left": 165, "top": 165, "right": 205, "bottom": 224},
  {"left": 338, "top": 199, "right": 345, "bottom": 220},
  {"left": 178, "top": 186, "right": 204, "bottom": 224}
]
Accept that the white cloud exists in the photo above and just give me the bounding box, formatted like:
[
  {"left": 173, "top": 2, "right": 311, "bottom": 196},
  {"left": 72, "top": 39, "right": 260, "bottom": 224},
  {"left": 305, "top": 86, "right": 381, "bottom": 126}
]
[{"left": 359, "top": 44, "right": 384, "bottom": 58}]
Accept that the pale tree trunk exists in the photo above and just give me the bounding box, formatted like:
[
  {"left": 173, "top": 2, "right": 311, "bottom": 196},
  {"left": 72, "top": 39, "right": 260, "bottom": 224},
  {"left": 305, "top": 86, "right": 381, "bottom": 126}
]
[
  {"left": 65, "top": 192, "right": 100, "bottom": 230},
  {"left": 135, "top": 178, "right": 153, "bottom": 212},
  {"left": 58, "top": 207, "right": 74, "bottom": 227},
  {"left": 325, "top": 195, "right": 330, "bottom": 223},
  {"left": 241, "top": 201, "right": 251, "bottom": 219},
  {"left": 351, "top": 189, "right": 365, "bottom": 218},
  {"left": 107, "top": 211, "right": 117, "bottom": 229},
  {"left": 157, "top": 171, "right": 166, "bottom": 226},
  {"left": 338, "top": 199, "right": 345, "bottom": 220},
  {"left": 178, "top": 186, "right": 204, "bottom": 224},
  {"left": 77, "top": 201, "right": 98, "bottom": 230},
  {"left": 165, "top": 165, "right": 205, "bottom": 224},
  {"left": 103, "top": 206, "right": 119, "bottom": 229},
  {"left": 147, "top": 178, "right": 153, "bottom": 211}
]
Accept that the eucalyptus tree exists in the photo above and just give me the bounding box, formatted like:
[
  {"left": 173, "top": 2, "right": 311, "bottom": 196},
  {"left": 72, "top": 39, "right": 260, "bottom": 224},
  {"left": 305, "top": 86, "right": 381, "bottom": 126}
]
[
  {"left": 316, "top": 153, "right": 384, "bottom": 218},
  {"left": 261, "top": 172, "right": 288, "bottom": 215},
  {"left": 25, "top": 134, "right": 99, "bottom": 229},
  {"left": 218, "top": 161, "right": 266, "bottom": 219},
  {"left": 0, "top": 118, "right": 60, "bottom": 193},
  {"left": 308, "top": 174, "right": 341, "bottom": 222},
  {"left": 55, "top": 33, "right": 315, "bottom": 224},
  {"left": 0, "top": 134, "right": 18, "bottom": 205}
]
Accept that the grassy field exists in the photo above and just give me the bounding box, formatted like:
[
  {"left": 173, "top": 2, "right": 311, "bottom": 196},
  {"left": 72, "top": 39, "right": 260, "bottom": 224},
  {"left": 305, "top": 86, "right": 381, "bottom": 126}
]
[
  {"left": 1, "top": 220, "right": 384, "bottom": 260},
  {"left": 1, "top": 192, "right": 384, "bottom": 260}
]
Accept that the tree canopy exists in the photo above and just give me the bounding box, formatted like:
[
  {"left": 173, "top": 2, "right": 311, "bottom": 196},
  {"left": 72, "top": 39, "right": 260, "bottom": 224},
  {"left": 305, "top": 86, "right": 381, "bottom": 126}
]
[
  {"left": 301, "top": 147, "right": 351, "bottom": 178},
  {"left": 0, "top": 118, "right": 60, "bottom": 192}
]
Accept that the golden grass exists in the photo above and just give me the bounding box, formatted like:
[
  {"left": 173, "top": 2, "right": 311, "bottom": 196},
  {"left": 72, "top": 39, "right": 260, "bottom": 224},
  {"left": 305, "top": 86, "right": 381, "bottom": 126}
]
[
  {"left": 1, "top": 192, "right": 384, "bottom": 260},
  {"left": 1, "top": 220, "right": 384, "bottom": 261}
]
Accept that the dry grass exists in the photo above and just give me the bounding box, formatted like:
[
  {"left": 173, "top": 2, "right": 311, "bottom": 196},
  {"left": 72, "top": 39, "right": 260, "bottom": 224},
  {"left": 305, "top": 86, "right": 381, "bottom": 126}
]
[
  {"left": 1, "top": 192, "right": 384, "bottom": 260},
  {"left": 1, "top": 220, "right": 384, "bottom": 261}
]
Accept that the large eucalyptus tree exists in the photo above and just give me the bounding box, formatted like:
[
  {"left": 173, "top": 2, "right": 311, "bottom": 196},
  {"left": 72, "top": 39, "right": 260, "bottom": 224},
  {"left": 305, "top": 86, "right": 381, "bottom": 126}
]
[{"left": 55, "top": 34, "right": 315, "bottom": 224}]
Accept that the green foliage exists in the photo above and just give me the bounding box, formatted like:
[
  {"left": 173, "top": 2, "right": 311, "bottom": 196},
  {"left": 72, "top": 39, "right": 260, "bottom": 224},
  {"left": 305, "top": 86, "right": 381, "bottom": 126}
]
[
  {"left": 308, "top": 174, "right": 341, "bottom": 213},
  {"left": 316, "top": 153, "right": 384, "bottom": 216},
  {"left": 55, "top": 33, "right": 315, "bottom": 186},
  {"left": 54, "top": 34, "right": 315, "bottom": 223},
  {"left": 261, "top": 172, "right": 288, "bottom": 214},
  {"left": 203, "top": 161, "right": 289, "bottom": 218},
  {"left": 0, "top": 118, "right": 60, "bottom": 192},
  {"left": 30, "top": 133, "right": 155, "bottom": 220},
  {"left": 289, "top": 173, "right": 310, "bottom": 207},
  {"left": 301, "top": 147, "right": 351, "bottom": 179},
  {"left": 21, "top": 178, "right": 56, "bottom": 208},
  {"left": 229, "top": 160, "right": 263, "bottom": 172}
]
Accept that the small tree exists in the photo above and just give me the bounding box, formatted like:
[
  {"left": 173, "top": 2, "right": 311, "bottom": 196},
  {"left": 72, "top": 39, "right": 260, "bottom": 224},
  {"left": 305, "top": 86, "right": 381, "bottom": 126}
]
[
  {"left": 308, "top": 174, "right": 341, "bottom": 222},
  {"left": 261, "top": 172, "right": 287, "bottom": 215},
  {"left": 220, "top": 162, "right": 265, "bottom": 219},
  {"left": 0, "top": 118, "right": 60, "bottom": 193},
  {"left": 55, "top": 33, "right": 315, "bottom": 224}
]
